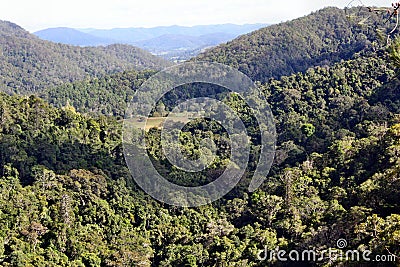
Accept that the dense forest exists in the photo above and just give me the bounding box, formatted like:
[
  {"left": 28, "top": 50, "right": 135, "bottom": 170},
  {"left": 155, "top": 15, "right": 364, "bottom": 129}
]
[
  {"left": 41, "top": 70, "right": 154, "bottom": 117},
  {"left": 0, "top": 6, "right": 400, "bottom": 267}
]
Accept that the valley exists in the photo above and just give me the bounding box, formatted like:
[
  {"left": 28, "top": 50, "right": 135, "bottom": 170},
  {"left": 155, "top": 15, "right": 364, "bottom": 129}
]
[{"left": 0, "top": 5, "right": 399, "bottom": 266}]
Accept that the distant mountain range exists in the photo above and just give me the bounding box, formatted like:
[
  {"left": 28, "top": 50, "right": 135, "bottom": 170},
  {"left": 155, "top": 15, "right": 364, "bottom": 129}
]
[
  {"left": 32, "top": 27, "right": 114, "bottom": 46},
  {"left": 34, "top": 24, "right": 268, "bottom": 61}
]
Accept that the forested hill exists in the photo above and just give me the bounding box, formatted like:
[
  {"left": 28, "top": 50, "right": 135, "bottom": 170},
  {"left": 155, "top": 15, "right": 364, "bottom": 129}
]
[
  {"left": 41, "top": 70, "right": 154, "bottom": 117},
  {"left": 0, "top": 20, "right": 171, "bottom": 95},
  {"left": 2, "top": 6, "right": 400, "bottom": 266},
  {"left": 41, "top": 48, "right": 395, "bottom": 120},
  {"left": 195, "top": 7, "right": 387, "bottom": 82},
  {"left": 1, "top": 48, "right": 400, "bottom": 265}
]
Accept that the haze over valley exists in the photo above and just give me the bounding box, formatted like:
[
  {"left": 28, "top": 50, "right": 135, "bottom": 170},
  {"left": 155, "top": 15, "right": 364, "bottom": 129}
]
[{"left": 34, "top": 24, "right": 268, "bottom": 61}]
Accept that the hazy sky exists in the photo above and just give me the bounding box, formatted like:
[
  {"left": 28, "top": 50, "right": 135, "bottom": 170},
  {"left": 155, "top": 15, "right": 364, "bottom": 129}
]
[{"left": 1, "top": 0, "right": 391, "bottom": 32}]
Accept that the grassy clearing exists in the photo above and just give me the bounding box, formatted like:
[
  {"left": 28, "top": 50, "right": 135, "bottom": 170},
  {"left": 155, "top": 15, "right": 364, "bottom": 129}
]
[{"left": 129, "top": 116, "right": 190, "bottom": 131}]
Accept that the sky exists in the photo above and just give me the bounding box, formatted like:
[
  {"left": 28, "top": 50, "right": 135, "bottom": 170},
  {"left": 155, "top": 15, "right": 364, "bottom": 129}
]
[{"left": 0, "top": 0, "right": 392, "bottom": 32}]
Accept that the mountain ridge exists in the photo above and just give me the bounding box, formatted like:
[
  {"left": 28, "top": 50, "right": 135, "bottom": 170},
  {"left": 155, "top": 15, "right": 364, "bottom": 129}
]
[
  {"left": 195, "top": 7, "right": 389, "bottom": 81},
  {"left": 79, "top": 23, "right": 268, "bottom": 41},
  {"left": 33, "top": 23, "right": 268, "bottom": 60},
  {"left": 0, "top": 20, "right": 172, "bottom": 94},
  {"left": 34, "top": 27, "right": 117, "bottom": 46}
]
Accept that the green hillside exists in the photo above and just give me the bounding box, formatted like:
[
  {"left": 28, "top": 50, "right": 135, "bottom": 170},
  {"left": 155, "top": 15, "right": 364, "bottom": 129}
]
[
  {"left": 1, "top": 46, "right": 400, "bottom": 266},
  {"left": 41, "top": 70, "right": 154, "bottom": 117},
  {"left": 1, "top": 6, "right": 400, "bottom": 267},
  {"left": 195, "top": 7, "right": 389, "bottom": 82},
  {"left": 0, "top": 21, "right": 171, "bottom": 94}
]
